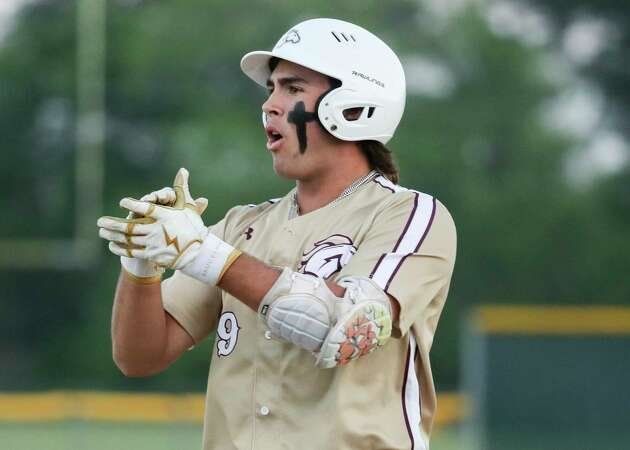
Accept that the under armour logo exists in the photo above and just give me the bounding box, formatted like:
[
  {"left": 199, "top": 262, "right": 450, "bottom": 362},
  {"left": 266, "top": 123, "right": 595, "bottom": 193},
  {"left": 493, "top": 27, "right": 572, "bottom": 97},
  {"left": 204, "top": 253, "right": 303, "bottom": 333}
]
[
  {"left": 275, "top": 29, "right": 300, "bottom": 49},
  {"left": 244, "top": 227, "right": 254, "bottom": 240}
]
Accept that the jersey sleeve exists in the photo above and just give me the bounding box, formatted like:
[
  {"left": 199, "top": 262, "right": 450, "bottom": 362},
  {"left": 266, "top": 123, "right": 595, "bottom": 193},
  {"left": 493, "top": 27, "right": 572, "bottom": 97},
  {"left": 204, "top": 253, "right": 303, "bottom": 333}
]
[
  {"left": 336, "top": 193, "right": 456, "bottom": 337},
  {"left": 161, "top": 211, "right": 232, "bottom": 344}
]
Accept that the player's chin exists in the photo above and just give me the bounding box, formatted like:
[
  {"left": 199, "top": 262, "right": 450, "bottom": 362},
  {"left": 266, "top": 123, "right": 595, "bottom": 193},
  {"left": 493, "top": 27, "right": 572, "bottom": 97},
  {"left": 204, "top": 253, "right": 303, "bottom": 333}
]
[
  {"left": 271, "top": 161, "right": 291, "bottom": 179},
  {"left": 272, "top": 158, "right": 301, "bottom": 180}
]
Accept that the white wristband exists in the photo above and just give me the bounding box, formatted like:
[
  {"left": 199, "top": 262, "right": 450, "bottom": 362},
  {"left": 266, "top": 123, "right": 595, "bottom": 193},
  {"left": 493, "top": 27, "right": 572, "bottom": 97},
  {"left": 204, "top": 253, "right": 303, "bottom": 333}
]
[{"left": 181, "top": 233, "right": 241, "bottom": 285}]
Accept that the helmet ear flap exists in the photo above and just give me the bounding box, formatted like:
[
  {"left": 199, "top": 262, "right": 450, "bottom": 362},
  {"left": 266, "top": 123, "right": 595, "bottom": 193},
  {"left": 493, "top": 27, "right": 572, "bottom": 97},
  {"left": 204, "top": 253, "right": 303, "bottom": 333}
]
[
  {"left": 318, "top": 88, "right": 390, "bottom": 143},
  {"left": 315, "top": 88, "right": 338, "bottom": 136}
]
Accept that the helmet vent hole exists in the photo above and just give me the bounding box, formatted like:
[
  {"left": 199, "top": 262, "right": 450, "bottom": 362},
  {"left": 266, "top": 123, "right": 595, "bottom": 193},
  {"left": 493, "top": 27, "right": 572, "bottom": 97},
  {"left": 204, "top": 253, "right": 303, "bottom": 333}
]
[
  {"left": 343, "top": 107, "right": 364, "bottom": 122},
  {"left": 367, "top": 107, "right": 375, "bottom": 118}
]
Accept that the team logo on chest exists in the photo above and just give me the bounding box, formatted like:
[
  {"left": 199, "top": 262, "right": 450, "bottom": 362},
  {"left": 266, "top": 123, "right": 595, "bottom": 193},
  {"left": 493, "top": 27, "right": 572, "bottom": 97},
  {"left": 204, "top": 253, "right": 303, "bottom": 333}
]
[{"left": 298, "top": 234, "right": 357, "bottom": 279}]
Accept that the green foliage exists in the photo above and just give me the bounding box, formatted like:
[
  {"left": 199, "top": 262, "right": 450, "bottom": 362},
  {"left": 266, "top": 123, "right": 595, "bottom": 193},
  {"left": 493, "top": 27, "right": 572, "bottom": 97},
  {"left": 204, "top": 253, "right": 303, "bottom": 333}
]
[{"left": 1, "top": 0, "right": 628, "bottom": 390}]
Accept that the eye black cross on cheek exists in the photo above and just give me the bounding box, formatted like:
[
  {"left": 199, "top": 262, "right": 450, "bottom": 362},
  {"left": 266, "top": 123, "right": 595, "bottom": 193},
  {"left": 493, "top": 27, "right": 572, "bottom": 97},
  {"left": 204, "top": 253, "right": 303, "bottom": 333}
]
[{"left": 288, "top": 101, "right": 318, "bottom": 153}]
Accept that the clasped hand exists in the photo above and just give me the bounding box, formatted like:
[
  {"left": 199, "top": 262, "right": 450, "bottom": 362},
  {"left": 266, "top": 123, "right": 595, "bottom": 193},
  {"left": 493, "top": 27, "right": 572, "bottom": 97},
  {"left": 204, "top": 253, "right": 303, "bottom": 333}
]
[{"left": 97, "top": 168, "right": 209, "bottom": 270}]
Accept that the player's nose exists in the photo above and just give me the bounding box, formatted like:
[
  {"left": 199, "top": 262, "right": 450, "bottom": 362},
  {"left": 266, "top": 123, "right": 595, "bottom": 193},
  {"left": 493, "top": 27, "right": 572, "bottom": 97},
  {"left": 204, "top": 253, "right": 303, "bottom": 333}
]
[{"left": 262, "top": 92, "right": 283, "bottom": 118}]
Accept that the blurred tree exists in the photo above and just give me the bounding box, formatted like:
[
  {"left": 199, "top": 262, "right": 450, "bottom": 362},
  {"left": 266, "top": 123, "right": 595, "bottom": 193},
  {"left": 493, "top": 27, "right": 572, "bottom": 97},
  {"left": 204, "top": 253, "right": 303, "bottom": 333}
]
[
  {"left": 525, "top": 0, "right": 630, "bottom": 131},
  {"left": 520, "top": 0, "right": 630, "bottom": 303}
]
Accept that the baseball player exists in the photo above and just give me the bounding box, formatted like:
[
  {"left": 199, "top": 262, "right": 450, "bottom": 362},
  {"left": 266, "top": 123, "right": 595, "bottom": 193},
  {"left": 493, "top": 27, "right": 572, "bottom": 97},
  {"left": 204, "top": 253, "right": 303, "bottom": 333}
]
[{"left": 97, "top": 18, "right": 456, "bottom": 450}]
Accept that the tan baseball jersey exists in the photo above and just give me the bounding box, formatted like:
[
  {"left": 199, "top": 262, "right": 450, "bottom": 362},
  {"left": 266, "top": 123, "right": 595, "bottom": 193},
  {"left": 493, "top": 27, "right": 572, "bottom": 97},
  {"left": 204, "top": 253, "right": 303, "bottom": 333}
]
[{"left": 162, "top": 172, "right": 456, "bottom": 450}]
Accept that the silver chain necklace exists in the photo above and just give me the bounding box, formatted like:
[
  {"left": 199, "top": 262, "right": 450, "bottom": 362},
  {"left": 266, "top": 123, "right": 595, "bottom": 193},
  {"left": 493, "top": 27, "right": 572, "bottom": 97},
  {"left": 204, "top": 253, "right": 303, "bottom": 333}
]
[{"left": 289, "top": 170, "right": 378, "bottom": 218}]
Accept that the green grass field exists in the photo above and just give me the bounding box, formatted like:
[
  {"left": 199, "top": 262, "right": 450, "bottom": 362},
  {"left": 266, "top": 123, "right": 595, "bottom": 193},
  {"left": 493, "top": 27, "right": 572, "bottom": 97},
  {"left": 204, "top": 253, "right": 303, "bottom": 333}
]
[
  {"left": 0, "top": 422, "right": 464, "bottom": 450},
  {"left": 6, "top": 422, "right": 626, "bottom": 450},
  {"left": 6, "top": 422, "right": 625, "bottom": 449},
  {"left": 1, "top": 422, "right": 203, "bottom": 450}
]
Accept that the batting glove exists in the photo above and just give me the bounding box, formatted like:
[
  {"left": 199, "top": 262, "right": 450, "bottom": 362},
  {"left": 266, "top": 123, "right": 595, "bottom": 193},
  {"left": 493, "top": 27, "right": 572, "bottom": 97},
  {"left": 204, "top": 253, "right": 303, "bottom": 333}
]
[
  {"left": 119, "top": 186, "right": 179, "bottom": 281},
  {"left": 97, "top": 168, "right": 240, "bottom": 286}
]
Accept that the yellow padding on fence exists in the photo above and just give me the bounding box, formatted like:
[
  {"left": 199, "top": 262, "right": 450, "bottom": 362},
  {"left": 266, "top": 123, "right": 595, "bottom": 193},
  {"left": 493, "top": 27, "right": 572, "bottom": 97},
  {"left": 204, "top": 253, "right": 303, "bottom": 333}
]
[
  {"left": 476, "top": 306, "right": 630, "bottom": 335},
  {"left": 0, "top": 391, "right": 204, "bottom": 423},
  {"left": 435, "top": 392, "right": 467, "bottom": 426},
  {"left": 0, "top": 391, "right": 465, "bottom": 425}
]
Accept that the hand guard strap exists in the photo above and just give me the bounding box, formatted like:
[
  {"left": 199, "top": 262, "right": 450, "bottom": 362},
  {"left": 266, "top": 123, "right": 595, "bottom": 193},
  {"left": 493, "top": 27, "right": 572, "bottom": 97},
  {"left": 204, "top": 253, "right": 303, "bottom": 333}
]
[
  {"left": 259, "top": 268, "right": 392, "bottom": 368},
  {"left": 181, "top": 232, "right": 242, "bottom": 286}
]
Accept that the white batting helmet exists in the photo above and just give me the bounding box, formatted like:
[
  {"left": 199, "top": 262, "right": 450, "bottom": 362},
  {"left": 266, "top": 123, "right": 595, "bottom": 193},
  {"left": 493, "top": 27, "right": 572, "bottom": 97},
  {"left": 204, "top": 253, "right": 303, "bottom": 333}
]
[{"left": 240, "top": 18, "right": 406, "bottom": 144}]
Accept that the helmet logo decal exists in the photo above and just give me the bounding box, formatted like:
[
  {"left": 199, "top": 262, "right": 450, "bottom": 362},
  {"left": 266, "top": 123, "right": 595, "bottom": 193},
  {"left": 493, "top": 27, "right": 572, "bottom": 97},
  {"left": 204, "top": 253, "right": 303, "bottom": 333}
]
[
  {"left": 275, "top": 29, "right": 301, "bottom": 49},
  {"left": 331, "top": 31, "right": 357, "bottom": 43},
  {"left": 298, "top": 234, "right": 357, "bottom": 279},
  {"left": 352, "top": 70, "right": 385, "bottom": 88}
]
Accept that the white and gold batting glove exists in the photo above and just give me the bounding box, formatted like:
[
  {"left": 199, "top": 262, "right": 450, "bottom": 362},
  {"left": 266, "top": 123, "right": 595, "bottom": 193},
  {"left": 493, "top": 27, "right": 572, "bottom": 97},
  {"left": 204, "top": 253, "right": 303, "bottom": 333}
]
[
  {"left": 97, "top": 168, "right": 240, "bottom": 286},
  {"left": 119, "top": 187, "right": 178, "bottom": 282},
  {"left": 96, "top": 185, "right": 179, "bottom": 282}
]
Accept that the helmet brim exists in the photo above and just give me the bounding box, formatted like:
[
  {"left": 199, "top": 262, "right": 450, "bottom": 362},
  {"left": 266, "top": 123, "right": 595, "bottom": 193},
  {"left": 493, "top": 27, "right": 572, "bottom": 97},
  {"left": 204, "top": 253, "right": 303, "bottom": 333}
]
[
  {"left": 241, "top": 51, "right": 342, "bottom": 88},
  {"left": 240, "top": 51, "right": 275, "bottom": 87}
]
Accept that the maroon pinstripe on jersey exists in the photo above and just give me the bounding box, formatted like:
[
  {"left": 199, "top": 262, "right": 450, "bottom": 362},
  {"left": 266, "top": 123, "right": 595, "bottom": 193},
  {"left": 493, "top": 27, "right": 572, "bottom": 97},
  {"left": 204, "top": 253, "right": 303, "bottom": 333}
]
[{"left": 369, "top": 176, "right": 437, "bottom": 293}]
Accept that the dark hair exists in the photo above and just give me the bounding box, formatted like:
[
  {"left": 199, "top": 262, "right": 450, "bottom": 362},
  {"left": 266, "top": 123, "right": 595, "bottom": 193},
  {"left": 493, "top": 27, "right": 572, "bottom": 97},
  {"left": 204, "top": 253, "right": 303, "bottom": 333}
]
[
  {"left": 269, "top": 57, "right": 280, "bottom": 72},
  {"left": 358, "top": 140, "right": 399, "bottom": 184},
  {"left": 268, "top": 57, "right": 400, "bottom": 184}
]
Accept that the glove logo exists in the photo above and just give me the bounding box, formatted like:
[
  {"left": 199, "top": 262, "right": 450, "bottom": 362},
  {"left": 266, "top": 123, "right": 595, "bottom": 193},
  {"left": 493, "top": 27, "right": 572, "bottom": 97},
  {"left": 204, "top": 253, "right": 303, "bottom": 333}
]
[
  {"left": 162, "top": 227, "right": 181, "bottom": 253},
  {"left": 298, "top": 234, "right": 356, "bottom": 279},
  {"left": 275, "top": 29, "right": 300, "bottom": 49}
]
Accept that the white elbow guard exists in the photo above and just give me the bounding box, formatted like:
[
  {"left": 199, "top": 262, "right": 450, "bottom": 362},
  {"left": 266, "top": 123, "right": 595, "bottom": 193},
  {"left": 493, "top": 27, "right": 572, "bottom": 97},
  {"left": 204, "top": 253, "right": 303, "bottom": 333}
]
[{"left": 258, "top": 268, "right": 392, "bottom": 368}]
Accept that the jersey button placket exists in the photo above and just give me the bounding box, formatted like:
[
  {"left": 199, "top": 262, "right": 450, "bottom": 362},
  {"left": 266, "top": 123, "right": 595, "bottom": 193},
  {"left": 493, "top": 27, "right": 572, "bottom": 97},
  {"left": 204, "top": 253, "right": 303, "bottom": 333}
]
[{"left": 259, "top": 405, "right": 270, "bottom": 416}]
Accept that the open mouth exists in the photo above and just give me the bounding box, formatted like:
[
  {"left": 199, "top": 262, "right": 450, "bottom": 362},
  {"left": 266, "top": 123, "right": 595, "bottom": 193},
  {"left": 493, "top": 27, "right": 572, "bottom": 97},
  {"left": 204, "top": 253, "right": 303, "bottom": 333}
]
[
  {"left": 266, "top": 126, "right": 284, "bottom": 150},
  {"left": 269, "top": 131, "right": 282, "bottom": 142}
]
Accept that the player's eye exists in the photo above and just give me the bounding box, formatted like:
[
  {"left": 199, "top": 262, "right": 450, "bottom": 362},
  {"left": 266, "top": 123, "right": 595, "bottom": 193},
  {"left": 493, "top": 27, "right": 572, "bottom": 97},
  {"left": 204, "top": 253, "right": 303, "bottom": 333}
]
[{"left": 288, "top": 85, "right": 302, "bottom": 94}]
